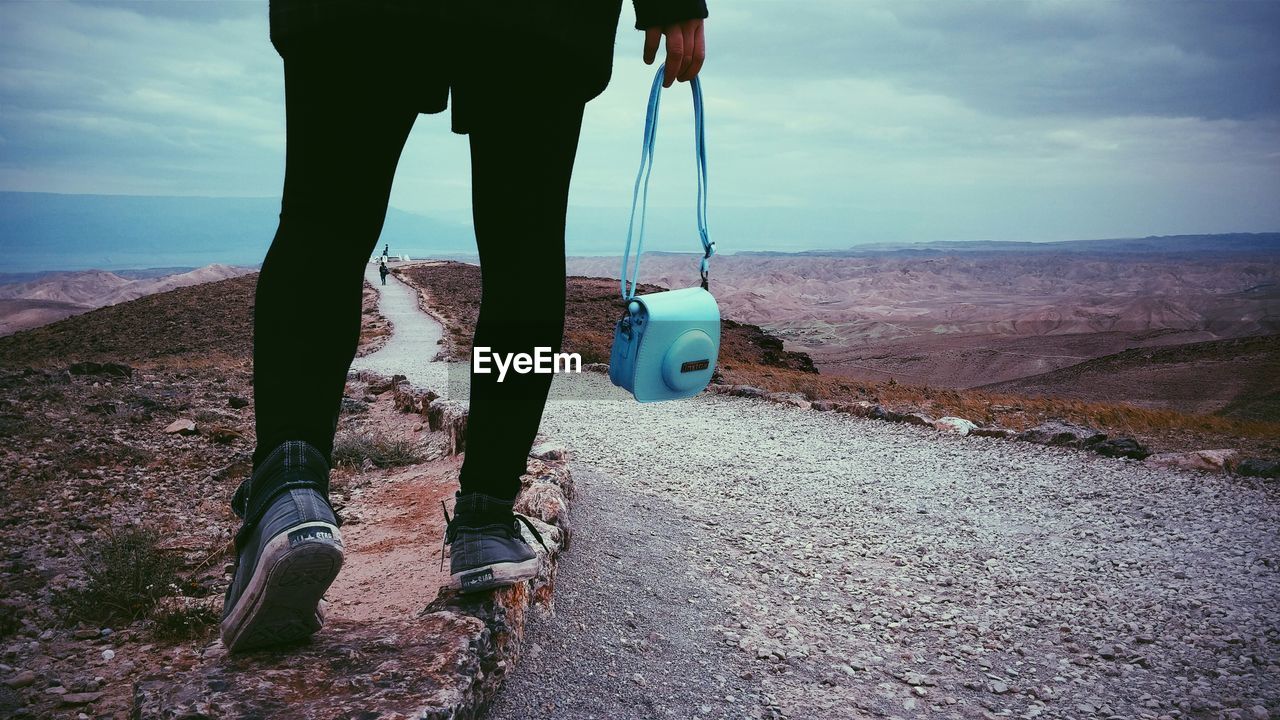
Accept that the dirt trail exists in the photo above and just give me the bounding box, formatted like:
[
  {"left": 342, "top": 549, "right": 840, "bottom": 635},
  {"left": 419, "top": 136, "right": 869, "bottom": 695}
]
[{"left": 324, "top": 421, "right": 459, "bottom": 624}]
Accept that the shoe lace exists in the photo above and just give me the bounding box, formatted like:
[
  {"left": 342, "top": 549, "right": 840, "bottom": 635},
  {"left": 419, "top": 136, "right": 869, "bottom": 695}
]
[{"left": 439, "top": 500, "right": 550, "bottom": 572}]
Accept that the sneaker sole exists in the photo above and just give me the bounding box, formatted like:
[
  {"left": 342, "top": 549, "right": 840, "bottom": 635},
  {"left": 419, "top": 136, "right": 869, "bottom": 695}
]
[
  {"left": 450, "top": 556, "right": 541, "bottom": 593},
  {"left": 220, "top": 521, "right": 344, "bottom": 653}
]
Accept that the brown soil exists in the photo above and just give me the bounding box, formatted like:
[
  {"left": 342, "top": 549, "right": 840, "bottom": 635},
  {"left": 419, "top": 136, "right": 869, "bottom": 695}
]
[
  {"left": 321, "top": 390, "right": 456, "bottom": 624},
  {"left": 981, "top": 334, "right": 1280, "bottom": 421},
  {"left": 0, "top": 273, "right": 258, "bottom": 367},
  {"left": 0, "top": 272, "right": 456, "bottom": 719},
  {"left": 806, "top": 327, "right": 1217, "bottom": 388},
  {"left": 328, "top": 458, "right": 457, "bottom": 622}
]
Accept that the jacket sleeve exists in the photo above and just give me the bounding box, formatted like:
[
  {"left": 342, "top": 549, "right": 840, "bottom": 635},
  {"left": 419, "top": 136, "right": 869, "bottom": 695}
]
[{"left": 633, "top": 0, "right": 709, "bottom": 30}]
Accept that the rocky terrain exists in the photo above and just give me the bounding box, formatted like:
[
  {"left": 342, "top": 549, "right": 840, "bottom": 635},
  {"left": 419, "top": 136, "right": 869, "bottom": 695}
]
[
  {"left": 0, "top": 268, "right": 575, "bottom": 719},
  {"left": 0, "top": 264, "right": 254, "bottom": 337},
  {"left": 1, "top": 259, "right": 1276, "bottom": 719},
  {"left": 983, "top": 335, "right": 1280, "bottom": 422}
]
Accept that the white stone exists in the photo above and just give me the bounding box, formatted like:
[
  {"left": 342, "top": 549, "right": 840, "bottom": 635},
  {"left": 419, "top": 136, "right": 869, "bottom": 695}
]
[{"left": 934, "top": 416, "right": 978, "bottom": 435}]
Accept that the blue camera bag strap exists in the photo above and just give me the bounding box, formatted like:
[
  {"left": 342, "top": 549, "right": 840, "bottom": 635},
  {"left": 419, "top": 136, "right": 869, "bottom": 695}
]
[{"left": 620, "top": 64, "right": 715, "bottom": 301}]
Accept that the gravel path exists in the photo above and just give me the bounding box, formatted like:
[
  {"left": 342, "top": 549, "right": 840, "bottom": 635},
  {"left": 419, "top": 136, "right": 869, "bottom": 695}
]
[
  {"left": 360, "top": 263, "right": 1280, "bottom": 720},
  {"left": 487, "top": 463, "right": 769, "bottom": 720},
  {"left": 350, "top": 264, "right": 448, "bottom": 390}
]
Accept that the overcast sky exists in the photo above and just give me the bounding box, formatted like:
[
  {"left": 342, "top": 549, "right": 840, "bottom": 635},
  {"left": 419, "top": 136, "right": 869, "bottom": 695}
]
[{"left": 1, "top": 0, "right": 1278, "bottom": 250}]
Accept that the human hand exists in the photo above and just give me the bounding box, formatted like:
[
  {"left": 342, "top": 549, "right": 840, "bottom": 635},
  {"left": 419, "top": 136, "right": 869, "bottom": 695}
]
[{"left": 643, "top": 18, "right": 706, "bottom": 88}]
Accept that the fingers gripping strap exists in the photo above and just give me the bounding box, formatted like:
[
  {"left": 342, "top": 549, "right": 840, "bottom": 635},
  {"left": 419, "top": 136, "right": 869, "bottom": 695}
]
[{"left": 621, "top": 65, "right": 713, "bottom": 300}]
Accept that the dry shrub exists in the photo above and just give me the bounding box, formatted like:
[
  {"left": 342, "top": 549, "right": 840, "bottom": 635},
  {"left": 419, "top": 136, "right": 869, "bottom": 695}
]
[
  {"left": 332, "top": 430, "right": 425, "bottom": 468},
  {"left": 150, "top": 598, "right": 219, "bottom": 642},
  {"left": 58, "top": 527, "right": 182, "bottom": 625}
]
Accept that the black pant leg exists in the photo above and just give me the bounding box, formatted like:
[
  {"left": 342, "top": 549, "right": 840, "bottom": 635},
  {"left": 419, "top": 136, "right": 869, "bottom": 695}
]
[
  {"left": 457, "top": 102, "right": 587, "bottom": 501},
  {"left": 251, "top": 45, "right": 418, "bottom": 474}
]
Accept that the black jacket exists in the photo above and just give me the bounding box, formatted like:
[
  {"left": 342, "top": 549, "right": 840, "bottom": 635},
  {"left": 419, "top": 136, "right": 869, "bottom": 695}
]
[{"left": 269, "top": 1, "right": 709, "bottom": 106}]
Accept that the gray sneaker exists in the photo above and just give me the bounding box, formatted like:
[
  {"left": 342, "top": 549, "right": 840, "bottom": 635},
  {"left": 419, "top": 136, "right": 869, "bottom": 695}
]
[
  {"left": 441, "top": 491, "right": 549, "bottom": 593},
  {"left": 220, "top": 441, "right": 344, "bottom": 652}
]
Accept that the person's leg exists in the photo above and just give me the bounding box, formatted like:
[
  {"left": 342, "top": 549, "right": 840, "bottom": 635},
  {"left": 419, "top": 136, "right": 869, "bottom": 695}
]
[
  {"left": 251, "top": 46, "right": 418, "bottom": 477},
  {"left": 455, "top": 100, "right": 587, "bottom": 506},
  {"left": 224, "top": 38, "right": 418, "bottom": 651},
  {"left": 440, "top": 98, "right": 584, "bottom": 593}
]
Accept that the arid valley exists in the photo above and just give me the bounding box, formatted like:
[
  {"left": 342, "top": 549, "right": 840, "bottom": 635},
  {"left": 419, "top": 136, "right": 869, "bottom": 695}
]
[
  {"left": 5, "top": 233, "right": 1277, "bottom": 426},
  {"left": 569, "top": 234, "right": 1280, "bottom": 421}
]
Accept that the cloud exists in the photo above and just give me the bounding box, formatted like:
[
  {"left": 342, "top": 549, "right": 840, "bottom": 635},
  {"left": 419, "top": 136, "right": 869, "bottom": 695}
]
[
  {"left": 710, "top": 1, "right": 1280, "bottom": 120},
  {"left": 0, "top": 0, "right": 284, "bottom": 194},
  {"left": 0, "top": 0, "right": 1276, "bottom": 247}
]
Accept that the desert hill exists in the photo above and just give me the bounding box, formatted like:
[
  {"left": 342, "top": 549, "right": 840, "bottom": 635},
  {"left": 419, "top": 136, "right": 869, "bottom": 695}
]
[
  {"left": 980, "top": 334, "right": 1280, "bottom": 421},
  {"left": 0, "top": 273, "right": 258, "bottom": 365},
  {"left": 0, "top": 299, "right": 90, "bottom": 338},
  {"left": 566, "top": 248, "right": 1280, "bottom": 389},
  {"left": 0, "top": 264, "right": 253, "bottom": 337},
  {"left": 0, "top": 257, "right": 465, "bottom": 718},
  {"left": 397, "top": 260, "right": 1279, "bottom": 458},
  {"left": 738, "top": 232, "right": 1280, "bottom": 256}
]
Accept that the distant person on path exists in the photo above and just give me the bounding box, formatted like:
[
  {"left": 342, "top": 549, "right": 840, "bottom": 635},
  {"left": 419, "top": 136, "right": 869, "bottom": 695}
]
[
  {"left": 221, "top": 1, "right": 709, "bottom": 652},
  {"left": 382, "top": 243, "right": 389, "bottom": 259},
  {"left": 377, "top": 259, "right": 389, "bottom": 285}
]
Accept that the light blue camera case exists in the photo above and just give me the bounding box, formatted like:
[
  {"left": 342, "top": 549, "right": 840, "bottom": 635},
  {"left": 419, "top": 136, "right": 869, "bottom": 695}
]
[
  {"left": 609, "top": 286, "right": 720, "bottom": 402},
  {"left": 608, "top": 65, "right": 720, "bottom": 403}
]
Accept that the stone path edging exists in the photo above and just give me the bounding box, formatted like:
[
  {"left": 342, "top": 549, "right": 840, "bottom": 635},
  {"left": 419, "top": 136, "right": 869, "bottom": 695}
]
[{"left": 696, "top": 380, "right": 1278, "bottom": 479}]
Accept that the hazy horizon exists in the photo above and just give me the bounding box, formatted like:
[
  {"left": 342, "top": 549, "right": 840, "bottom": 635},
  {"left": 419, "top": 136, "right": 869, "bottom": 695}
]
[{"left": 2, "top": 189, "right": 1277, "bottom": 274}]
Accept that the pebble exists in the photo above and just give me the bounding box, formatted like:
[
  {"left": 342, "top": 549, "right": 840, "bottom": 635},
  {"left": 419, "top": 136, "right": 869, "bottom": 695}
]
[
  {"left": 60, "top": 691, "right": 102, "bottom": 705},
  {"left": 101, "top": 650, "right": 115, "bottom": 662},
  {"left": 3, "top": 670, "right": 36, "bottom": 688}
]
